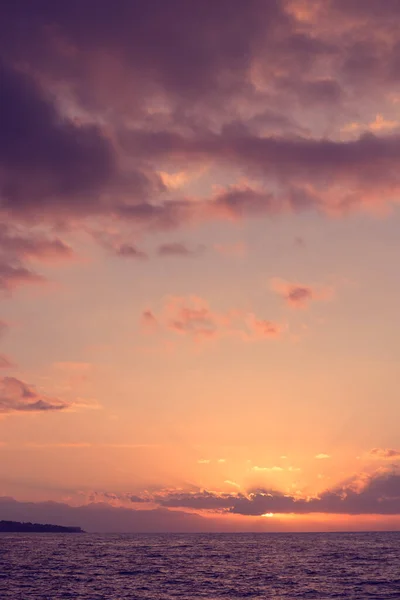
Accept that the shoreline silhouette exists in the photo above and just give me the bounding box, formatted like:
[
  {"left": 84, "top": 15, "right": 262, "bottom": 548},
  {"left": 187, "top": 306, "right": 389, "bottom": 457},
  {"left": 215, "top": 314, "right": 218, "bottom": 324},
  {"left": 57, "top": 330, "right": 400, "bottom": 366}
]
[{"left": 0, "top": 520, "right": 84, "bottom": 533}]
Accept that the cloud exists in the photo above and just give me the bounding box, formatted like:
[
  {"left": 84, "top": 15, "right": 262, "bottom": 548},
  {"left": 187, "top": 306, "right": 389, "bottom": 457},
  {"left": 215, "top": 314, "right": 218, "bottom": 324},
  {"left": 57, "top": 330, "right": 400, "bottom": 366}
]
[
  {"left": 270, "top": 278, "right": 333, "bottom": 309},
  {"left": 91, "top": 230, "right": 148, "bottom": 259},
  {"left": 151, "top": 470, "right": 400, "bottom": 516},
  {"left": 245, "top": 314, "right": 284, "bottom": 339},
  {"left": 144, "top": 296, "right": 283, "bottom": 342},
  {"left": 0, "top": 223, "right": 76, "bottom": 292},
  {"left": 251, "top": 466, "right": 284, "bottom": 472},
  {"left": 0, "top": 224, "right": 74, "bottom": 263},
  {"left": 0, "top": 262, "right": 45, "bottom": 291},
  {"left": 0, "top": 60, "right": 117, "bottom": 218},
  {"left": 114, "top": 244, "right": 148, "bottom": 259},
  {"left": 224, "top": 480, "right": 240, "bottom": 489},
  {"left": 124, "top": 130, "right": 400, "bottom": 218},
  {"left": 157, "top": 491, "right": 238, "bottom": 511},
  {"left": 157, "top": 242, "right": 204, "bottom": 258},
  {"left": 0, "top": 377, "right": 68, "bottom": 413},
  {"left": 165, "top": 296, "right": 232, "bottom": 340},
  {"left": 369, "top": 448, "right": 400, "bottom": 460},
  {"left": 0, "top": 0, "right": 399, "bottom": 243},
  {"left": 342, "top": 114, "right": 400, "bottom": 135},
  {"left": 315, "top": 454, "right": 331, "bottom": 460}
]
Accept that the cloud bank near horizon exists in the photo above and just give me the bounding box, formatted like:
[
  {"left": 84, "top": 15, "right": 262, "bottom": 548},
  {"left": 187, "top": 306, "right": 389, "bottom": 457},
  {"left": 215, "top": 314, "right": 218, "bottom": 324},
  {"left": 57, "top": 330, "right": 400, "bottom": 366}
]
[{"left": 2, "top": 468, "right": 400, "bottom": 533}]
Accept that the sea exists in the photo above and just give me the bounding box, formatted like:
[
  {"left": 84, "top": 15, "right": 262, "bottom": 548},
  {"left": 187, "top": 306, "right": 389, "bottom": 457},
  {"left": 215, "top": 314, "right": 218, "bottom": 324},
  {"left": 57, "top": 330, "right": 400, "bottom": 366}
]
[{"left": 1, "top": 532, "right": 400, "bottom": 599}]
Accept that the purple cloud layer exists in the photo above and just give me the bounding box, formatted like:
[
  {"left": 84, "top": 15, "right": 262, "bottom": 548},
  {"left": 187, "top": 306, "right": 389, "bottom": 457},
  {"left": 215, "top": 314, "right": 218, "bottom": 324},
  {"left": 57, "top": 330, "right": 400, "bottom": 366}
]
[
  {"left": 1, "top": 0, "right": 400, "bottom": 244},
  {"left": 152, "top": 470, "right": 400, "bottom": 515}
]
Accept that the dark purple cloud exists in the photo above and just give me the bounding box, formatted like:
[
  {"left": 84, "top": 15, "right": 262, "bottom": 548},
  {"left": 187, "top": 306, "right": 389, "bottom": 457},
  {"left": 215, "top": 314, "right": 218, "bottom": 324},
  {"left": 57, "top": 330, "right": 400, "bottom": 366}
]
[
  {"left": 152, "top": 470, "right": 400, "bottom": 516},
  {"left": 0, "top": 61, "right": 116, "bottom": 216},
  {"left": 0, "top": 0, "right": 400, "bottom": 239},
  {"left": 0, "top": 0, "right": 289, "bottom": 103}
]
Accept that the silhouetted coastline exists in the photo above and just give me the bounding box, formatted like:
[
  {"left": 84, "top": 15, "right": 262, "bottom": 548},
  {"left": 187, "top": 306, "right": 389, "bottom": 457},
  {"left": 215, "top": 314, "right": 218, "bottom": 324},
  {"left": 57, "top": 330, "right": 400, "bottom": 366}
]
[{"left": 0, "top": 520, "right": 84, "bottom": 533}]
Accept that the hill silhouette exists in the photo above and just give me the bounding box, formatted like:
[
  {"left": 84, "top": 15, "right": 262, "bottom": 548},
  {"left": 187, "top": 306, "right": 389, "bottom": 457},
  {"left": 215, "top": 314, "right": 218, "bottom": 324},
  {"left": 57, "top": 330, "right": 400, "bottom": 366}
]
[{"left": 0, "top": 520, "right": 84, "bottom": 533}]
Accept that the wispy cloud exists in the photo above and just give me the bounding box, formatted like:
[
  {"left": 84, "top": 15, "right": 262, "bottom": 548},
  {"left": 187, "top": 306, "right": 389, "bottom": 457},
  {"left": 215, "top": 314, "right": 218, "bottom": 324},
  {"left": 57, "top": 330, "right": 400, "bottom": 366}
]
[{"left": 251, "top": 466, "right": 284, "bottom": 472}]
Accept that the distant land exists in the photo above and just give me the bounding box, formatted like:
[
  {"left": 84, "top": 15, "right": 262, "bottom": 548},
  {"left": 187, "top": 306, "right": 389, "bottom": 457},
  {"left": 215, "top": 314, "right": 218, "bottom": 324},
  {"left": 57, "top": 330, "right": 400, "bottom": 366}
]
[{"left": 0, "top": 520, "right": 84, "bottom": 533}]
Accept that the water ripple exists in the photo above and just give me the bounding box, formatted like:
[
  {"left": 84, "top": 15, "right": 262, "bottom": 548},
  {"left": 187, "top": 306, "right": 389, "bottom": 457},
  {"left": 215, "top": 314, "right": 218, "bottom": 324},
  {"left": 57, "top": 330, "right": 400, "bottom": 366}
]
[{"left": 0, "top": 532, "right": 399, "bottom": 599}]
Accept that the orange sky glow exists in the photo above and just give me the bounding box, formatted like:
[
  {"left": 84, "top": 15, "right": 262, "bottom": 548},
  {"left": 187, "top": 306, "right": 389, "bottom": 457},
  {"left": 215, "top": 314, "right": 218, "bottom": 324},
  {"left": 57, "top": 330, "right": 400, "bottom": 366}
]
[{"left": 1, "top": 0, "right": 400, "bottom": 532}]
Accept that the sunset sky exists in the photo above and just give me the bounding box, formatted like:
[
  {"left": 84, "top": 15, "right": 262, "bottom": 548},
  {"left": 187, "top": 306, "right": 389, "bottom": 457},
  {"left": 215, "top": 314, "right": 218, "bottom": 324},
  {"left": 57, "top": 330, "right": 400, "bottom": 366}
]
[{"left": 1, "top": 0, "right": 400, "bottom": 532}]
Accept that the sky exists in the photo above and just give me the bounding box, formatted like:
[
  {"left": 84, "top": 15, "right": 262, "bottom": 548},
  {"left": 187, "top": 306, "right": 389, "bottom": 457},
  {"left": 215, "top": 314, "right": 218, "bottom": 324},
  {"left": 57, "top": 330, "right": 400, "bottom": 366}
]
[{"left": 1, "top": 0, "right": 400, "bottom": 532}]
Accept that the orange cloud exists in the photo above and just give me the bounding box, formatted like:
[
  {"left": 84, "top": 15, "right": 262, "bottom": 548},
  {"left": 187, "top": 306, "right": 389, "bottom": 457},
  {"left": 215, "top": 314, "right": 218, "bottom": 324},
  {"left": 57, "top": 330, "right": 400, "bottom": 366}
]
[{"left": 369, "top": 448, "right": 400, "bottom": 460}]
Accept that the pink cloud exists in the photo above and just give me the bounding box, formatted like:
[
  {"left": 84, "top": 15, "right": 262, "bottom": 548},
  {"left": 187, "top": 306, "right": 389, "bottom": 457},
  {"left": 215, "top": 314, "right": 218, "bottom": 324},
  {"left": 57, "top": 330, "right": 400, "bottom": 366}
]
[
  {"left": 0, "top": 224, "right": 76, "bottom": 293},
  {"left": 143, "top": 296, "right": 283, "bottom": 343},
  {"left": 164, "top": 296, "right": 227, "bottom": 340},
  {"left": 0, "top": 377, "right": 68, "bottom": 414},
  {"left": 245, "top": 314, "right": 284, "bottom": 339},
  {"left": 0, "top": 224, "right": 74, "bottom": 263},
  {"left": 270, "top": 278, "right": 333, "bottom": 309},
  {"left": 0, "top": 263, "right": 45, "bottom": 292}
]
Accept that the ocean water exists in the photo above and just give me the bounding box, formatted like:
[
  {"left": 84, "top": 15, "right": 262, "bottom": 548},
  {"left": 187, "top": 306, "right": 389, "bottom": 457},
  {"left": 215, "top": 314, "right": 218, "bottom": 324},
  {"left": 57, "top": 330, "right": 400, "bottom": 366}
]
[{"left": 1, "top": 532, "right": 400, "bottom": 599}]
